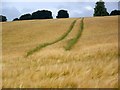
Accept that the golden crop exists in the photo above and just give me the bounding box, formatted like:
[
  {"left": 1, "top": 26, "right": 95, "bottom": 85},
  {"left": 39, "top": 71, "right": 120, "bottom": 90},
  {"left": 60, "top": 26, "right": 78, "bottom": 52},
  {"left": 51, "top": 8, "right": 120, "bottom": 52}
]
[{"left": 2, "top": 16, "right": 118, "bottom": 88}]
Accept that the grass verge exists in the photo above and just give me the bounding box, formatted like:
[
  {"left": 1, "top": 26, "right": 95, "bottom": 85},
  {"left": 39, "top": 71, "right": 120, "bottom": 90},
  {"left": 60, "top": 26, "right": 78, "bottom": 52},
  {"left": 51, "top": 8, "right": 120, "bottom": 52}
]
[
  {"left": 64, "top": 18, "right": 84, "bottom": 50},
  {"left": 26, "top": 19, "right": 78, "bottom": 57}
]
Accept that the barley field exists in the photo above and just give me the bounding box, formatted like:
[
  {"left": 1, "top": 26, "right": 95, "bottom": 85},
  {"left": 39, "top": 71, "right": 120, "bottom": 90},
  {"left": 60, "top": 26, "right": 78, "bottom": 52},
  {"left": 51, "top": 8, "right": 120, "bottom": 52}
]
[{"left": 2, "top": 16, "right": 119, "bottom": 88}]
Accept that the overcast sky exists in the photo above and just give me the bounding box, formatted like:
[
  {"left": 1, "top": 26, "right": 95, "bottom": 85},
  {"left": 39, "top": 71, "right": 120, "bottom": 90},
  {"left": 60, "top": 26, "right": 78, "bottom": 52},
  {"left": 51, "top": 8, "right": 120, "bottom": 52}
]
[{"left": 1, "top": 0, "right": 119, "bottom": 21}]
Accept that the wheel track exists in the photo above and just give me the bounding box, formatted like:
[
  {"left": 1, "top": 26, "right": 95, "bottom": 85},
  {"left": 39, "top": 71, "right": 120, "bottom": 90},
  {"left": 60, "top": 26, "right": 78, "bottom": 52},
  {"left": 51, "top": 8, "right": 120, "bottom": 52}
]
[
  {"left": 26, "top": 19, "right": 78, "bottom": 57},
  {"left": 64, "top": 18, "right": 84, "bottom": 50}
]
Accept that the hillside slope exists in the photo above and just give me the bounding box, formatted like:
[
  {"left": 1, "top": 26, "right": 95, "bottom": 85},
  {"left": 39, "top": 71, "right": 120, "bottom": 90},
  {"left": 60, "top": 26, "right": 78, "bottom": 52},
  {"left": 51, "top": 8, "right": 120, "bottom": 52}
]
[{"left": 2, "top": 16, "right": 118, "bottom": 88}]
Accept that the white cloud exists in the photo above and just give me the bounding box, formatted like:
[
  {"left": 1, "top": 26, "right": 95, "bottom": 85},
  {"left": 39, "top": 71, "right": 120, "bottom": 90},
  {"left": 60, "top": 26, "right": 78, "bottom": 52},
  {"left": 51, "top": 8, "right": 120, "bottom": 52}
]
[
  {"left": 73, "top": 10, "right": 83, "bottom": 14},
  {"left": 85, "top": 6, "right": 93, "bottom": 11}
]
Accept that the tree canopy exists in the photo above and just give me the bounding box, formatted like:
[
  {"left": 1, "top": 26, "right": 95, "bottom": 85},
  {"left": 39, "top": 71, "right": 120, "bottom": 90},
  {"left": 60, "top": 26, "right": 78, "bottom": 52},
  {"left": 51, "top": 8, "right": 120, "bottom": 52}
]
[
  {"left": 56, "top": 10, "right": 69, "bottom": 18},
  {"left": 19, "top": 14, "right": 32, "bottom": 20},
  {"left": 110, "top": 10, "right": 120, "bottom": 15},
  {"left": 32, "top": 10, "right": 53, "bottom": 19},
  {"left": 0, "top": 15, "right": 7, "bottom": 22},
  {"left": 94, "top": 0, "right": 109, "bottom": 16},
  {"left": 13, "top": 18, "right": 19, "bottom": 21}
]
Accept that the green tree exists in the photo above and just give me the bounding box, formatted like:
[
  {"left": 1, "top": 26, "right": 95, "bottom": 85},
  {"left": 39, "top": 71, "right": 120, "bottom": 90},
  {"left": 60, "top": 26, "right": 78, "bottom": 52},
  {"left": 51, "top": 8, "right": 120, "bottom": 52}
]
[
  {"left": 94, "top": 0, "right": 109, "bottom": 16},
  {"left": 19, "top": 14, "right": 32, "bottom": 20},
  {"left": 110, "top": 10, "right": 120, "bottom": 15},
  {"left": 56, "top": 10, "right": 69, "bottom": 18},
  {"left": 13, "top": 18, "right": 19, "bottom": 21},
  {"left": 0, "top": 15, "right": 7, "bottom": 22},
  {"left": 32, "top": 10, "right": 53, "bottom": 19}
]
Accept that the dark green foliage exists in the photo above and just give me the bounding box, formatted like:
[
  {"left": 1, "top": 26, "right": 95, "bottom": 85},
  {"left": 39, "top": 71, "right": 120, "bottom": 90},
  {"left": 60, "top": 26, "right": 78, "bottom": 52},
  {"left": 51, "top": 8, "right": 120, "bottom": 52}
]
[
  {"left": 17, "top": 10, "right": 53, "bottom": 21},
  {"left": 32, "top": 10, "right": 53, "bottom": 19},
  {"left": 0, "top": 15, "right": 7, "bottom": 22},
  {"left": 56, "top": 10, "right": 69, "bottom": 18},
  {"left": 26, "top": 19, "right": 77, "bottom": 57},
  {"left": 13, "top": 18, "right": 19, "bottom": 21},
  {"left": 65, "top": 18, "right": 84, "bottom": 50},
  {"left": 19, "top": 14, "right": 32, "bottom": 20},
  {"left": 94, "top": 0, "right": 109, "bottom": 16},
  {"left": 110, "top": 10, "right": 120, "bottom": 15}
]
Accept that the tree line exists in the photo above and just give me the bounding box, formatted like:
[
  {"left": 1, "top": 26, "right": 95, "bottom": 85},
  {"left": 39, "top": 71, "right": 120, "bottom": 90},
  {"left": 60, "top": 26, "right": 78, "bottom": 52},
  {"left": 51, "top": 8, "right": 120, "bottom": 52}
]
[
  {"left": 0, "top": 10, "right": 69, "bottom": 22},
  {"left": 0, "top": 0, "right": 120, "bottom": 22}
]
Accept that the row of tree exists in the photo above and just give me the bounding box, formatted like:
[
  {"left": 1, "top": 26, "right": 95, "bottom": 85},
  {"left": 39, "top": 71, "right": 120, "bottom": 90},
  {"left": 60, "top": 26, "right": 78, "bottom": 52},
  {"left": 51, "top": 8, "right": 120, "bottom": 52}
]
[
  {"left": 0, "top": 9, "right": 69, "bottom": 22},
  {"left": 13, "top": 9, "right": 119, "bottom": 21},
  {"left": 0, "top": 0, "right": 120, "bottom": 22},
  {"left": 13, "top": 10, "right": 69, "bottom": 21}
]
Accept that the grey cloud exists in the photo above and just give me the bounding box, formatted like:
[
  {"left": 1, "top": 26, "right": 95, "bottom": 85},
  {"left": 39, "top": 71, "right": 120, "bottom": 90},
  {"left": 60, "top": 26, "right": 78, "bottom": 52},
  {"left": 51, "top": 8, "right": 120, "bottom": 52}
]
[
  {"left": 21, "top": 8, "right": 33, "bottom": 14},
  {"left": 2, "top": 7, "right": 21, "bottom": 21}
]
